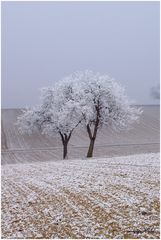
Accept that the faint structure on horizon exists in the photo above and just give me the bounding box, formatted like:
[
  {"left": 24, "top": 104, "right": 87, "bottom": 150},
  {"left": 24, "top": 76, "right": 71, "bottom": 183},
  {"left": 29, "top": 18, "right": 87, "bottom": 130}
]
[{"left": 151, "top": 84, "right": 160, "bottom": 100}]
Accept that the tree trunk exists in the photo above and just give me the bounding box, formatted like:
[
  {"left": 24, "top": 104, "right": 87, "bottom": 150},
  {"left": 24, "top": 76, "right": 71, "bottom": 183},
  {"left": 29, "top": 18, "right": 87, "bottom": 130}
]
[
  {"left": 63, "top": 141, "right": 68, "bottom": 159},
  {"left": 87, "top": 138, "right": 95, "bottom": 158},
  {"left": 59, "top": 132, "right": 70, "bottom": 160},
  {"left": 86, "top": 100, "right": 100, "bottom": 158}
]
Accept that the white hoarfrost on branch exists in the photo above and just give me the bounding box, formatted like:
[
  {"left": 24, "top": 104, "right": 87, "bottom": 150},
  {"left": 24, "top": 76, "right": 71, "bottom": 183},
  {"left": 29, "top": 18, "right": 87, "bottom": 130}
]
[
  {"left": 17, "top": 70, "right": 142, "bottom": 159},
  {"left": 17, "top": 81, "right": 83, "bottom": 159},
  {"left": 61, "top": 70, "right": 142, "bottom": 157}
]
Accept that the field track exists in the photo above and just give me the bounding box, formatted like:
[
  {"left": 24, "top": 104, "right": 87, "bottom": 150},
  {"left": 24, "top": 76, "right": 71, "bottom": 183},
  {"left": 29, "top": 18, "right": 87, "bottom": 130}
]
[{"left": 1, "top": 105, "right": 160, "bottom": 164}]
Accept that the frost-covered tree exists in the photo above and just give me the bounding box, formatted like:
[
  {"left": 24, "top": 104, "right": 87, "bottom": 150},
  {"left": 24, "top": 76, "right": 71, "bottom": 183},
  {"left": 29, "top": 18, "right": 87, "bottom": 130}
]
[
  {"left": 17, "top": 70, "right": 142, "bottom": 159},
  {"left": 17, "top": 81, "right": 83, "bottom": 159},
  {"left": 64, "top": 70, "right": 142, "bottom": 158},
  {"left": 41, "top": 81, "right": 83, "bottom": 159},
  {"left": 151, "top": 84, "right": 160, "bottom": 100}
]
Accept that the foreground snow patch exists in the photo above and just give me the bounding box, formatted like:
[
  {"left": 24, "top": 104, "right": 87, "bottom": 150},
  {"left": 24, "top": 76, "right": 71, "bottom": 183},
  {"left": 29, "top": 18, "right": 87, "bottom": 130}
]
[{"left": 2, "top": 153, "right": 160, "bottom": 239}]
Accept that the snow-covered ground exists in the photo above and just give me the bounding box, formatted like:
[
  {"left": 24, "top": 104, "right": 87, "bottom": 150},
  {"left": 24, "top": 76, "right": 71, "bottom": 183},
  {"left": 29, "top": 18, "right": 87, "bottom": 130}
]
[{"left": 2, "top": 153, "right": 160, "bottom": 239}]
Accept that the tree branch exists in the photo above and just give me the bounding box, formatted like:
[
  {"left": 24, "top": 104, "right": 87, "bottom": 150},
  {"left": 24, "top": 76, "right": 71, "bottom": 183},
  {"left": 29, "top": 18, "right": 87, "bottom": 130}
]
[
  {"left": 59, "top": 131, "right": 65, "bottom": 144},
  {"left": 87, "top": 124, "right": 92, "bottom": 140}
]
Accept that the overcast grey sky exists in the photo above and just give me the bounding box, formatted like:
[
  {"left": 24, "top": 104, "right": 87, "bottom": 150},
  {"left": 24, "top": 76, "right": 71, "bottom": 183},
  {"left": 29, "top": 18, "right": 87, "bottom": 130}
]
[{"left": 2, "top": 1, "right": 160, "bottom": 108}]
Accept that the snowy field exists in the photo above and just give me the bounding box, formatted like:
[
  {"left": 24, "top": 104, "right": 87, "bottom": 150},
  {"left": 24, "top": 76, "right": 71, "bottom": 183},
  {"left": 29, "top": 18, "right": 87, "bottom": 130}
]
[
  {"left": 1, "top": 106, "right": 160, "bottom": 164},
  {"left": 1, "top": 106, "right": 160, "bottom": 238},
  {"left": 2, "top": 153, "right": 160, "bottom": 239}
]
